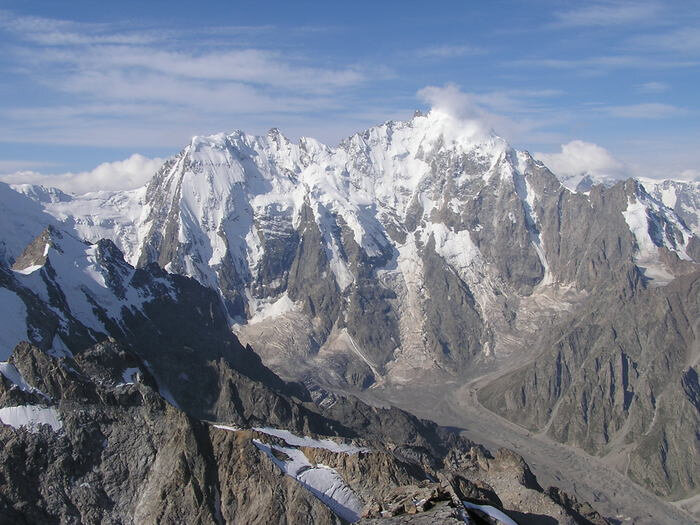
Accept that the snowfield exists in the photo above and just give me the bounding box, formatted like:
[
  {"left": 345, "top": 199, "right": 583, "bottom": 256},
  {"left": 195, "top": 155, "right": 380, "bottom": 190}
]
[
  {"left": 253, "top": 439, "right": 364, "bottom": 523},
  {"left": 253, "top": 426, "right": 370, "bottom": 454},
  {"left": 0, "top": 405, "right": 62, "bottom": 432}
]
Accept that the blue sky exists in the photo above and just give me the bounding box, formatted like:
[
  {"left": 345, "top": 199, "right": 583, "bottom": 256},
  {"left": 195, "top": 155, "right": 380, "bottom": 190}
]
[{"left": 0, "top": 0, "right": 698, "bottom": 191}]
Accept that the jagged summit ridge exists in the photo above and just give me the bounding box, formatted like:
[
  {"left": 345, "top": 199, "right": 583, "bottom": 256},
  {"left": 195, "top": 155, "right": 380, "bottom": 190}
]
[{"left": 131, "top": 110, "right": 527, "bottom": 310}]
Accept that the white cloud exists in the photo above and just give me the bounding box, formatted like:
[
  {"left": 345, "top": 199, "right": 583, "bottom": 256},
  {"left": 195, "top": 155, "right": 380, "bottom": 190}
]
[
  {"left": 415, "top": 45, "right": 484, "bottom": 58},
  {"left": 0, "top": 10, "right": 378, "bottom": 149},
  {"left": 551, "top": 2, "right": 661, "bottom": 27},
  {"left": 510, "top": 55, "right": 698, "bottom": 71},
  {"left": 678, "top": 169, "right": 700, "bottom": 181},
  {"left": 635, "top": 81, "right": 669, "bottom": 93},
  {"left": 0, "top": 154, "right": 164, "bottom": 194},
  {"left": 630, "top": 27, "right": 700, "bottom": 54},
  {"left": 40, "top": 45, "right": 366, "bottom": 94},
  {"left": 416, "top": 83, "right": 569, "bottom": 146},
  {"left": 0, "top": 10, "right": 159, "bottom": 46},
  {"left": 534, "top": 140, "right": 628, "bottom": 179},
  {"left": 417, "top": 83, "right": 508, "bottom": 141},
  {"left": 418, "top": 83, "right": 488, "bottom": 122}
]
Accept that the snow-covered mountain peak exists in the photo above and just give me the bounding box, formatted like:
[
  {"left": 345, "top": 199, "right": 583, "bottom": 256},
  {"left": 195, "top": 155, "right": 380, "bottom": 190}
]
[
  {"left": 342, "top": 109, "right": 507, "bottom": 162},
  {"left": 554, "top": 171, "right": 618, "bottom": 193},
  {"left": 181, "top": 110, "right": 510, "bottom": 192},
  {"left": 12, "top": 184, "right": 73, "bottom": 204}
]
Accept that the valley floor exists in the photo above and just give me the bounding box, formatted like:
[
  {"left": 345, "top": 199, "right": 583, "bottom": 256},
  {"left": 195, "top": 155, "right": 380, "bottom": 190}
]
[{"left": 353, "top": 375, "right": 699, "bottom": 525}]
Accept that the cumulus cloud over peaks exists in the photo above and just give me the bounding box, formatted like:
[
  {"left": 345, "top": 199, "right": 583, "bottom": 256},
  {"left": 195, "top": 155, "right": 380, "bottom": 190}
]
[
  {"left": 416, "top": 83, "right": 566, "bottom": 146},
  {"left": 0, "top": 154, "right": 164, "bottom": 195},
  {"left": 419, "top": 83, "right": 486, "bottom": 121},
  {"left": 417, "top": 83, "right": 497, "bottom": 141},
  {"left": 535, "top": 140, "right": 628, "bottom": 179},
  {"left": 679, "top": 169, "right": 700, "bottom": 182}
]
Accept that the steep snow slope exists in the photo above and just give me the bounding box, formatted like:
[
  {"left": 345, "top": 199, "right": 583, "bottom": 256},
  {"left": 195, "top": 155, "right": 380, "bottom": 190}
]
[
  {"left": 0, "top": 183, "right": 57, "bottom": 266},
  {"left": 10, "top": 226, "right": 175, "bottom": 336},
  {"left": 638, "top": 178, "right": 700, "bottom": 235}
]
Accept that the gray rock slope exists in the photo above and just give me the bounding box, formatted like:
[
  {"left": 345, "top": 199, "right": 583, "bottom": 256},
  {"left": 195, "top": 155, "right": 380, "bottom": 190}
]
[
  {"left": 0, "top": 340, "right": 609, "bottom": 524},
  {"left": 479, "top": 268, "right": 700, "bottom": 499}
]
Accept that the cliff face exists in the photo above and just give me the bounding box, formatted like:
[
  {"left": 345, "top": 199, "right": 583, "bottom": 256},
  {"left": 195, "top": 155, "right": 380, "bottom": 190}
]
[{"left": 480, "top": 269, "right": 700, "bottom": 499}]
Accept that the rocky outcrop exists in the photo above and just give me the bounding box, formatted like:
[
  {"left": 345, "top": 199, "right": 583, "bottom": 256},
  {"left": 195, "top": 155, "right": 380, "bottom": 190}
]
[{"left": 0, "top": 342, "right": 342, "bottom": 524}]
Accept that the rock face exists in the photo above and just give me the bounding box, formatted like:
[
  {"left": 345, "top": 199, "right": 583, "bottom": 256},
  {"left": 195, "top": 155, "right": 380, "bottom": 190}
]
[
  {"left": 479, "top": 269, "right": 700, "bottom": 499},
  {"left": 3, "top": 110, "right": 700, "bottom": 507},
  {"left": 0, "top": 341, "right": 343, "bottom": 525}
]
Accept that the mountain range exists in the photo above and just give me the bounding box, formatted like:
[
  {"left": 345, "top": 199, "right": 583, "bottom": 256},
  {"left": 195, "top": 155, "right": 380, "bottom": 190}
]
[{"left": 1, "top": 109, "right": 698, "bottom": 524}]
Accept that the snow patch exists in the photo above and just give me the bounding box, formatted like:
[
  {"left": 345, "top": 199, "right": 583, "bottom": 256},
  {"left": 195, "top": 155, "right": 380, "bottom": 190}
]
[
  {"left": 0, "top": 362, "right": 49, "bottom": 398},
  {"left": 253, "top": 439, "right": 363, "bottom": 523},
  {"left": 253, "top": 426, "right": 369, "bottom": 454},
  {"left": 0, "top": 405, "right": 62, "bottom": 432},
  {"left": 248, "top": 293, "right": 298, "bottom": 324},
  {"left": 120, "top": 367, "right": 139, "bottom": 385},
  {"left": 623, "top": 198, "right": 661, "bottom": 262},
  {"left": 463, "top": 501, "right": 519, "bottom": 525},
  {"left": 424, "top": 222, "right": 481, "bottom": 272},
  {"left": 212, "top": 424, "right": 240, "bottom": 432},
  {"left": 13, "top": 264, "right": 43, "bottom": 275},
  {"left": 514, "top": 169, "right": 554, "bottom": 287},
  {"left": 622, "top": 192, "right": 691, "bottom": 284},
  {"left": 532, "top": 239, "right": 553, "bottom": 286}
]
